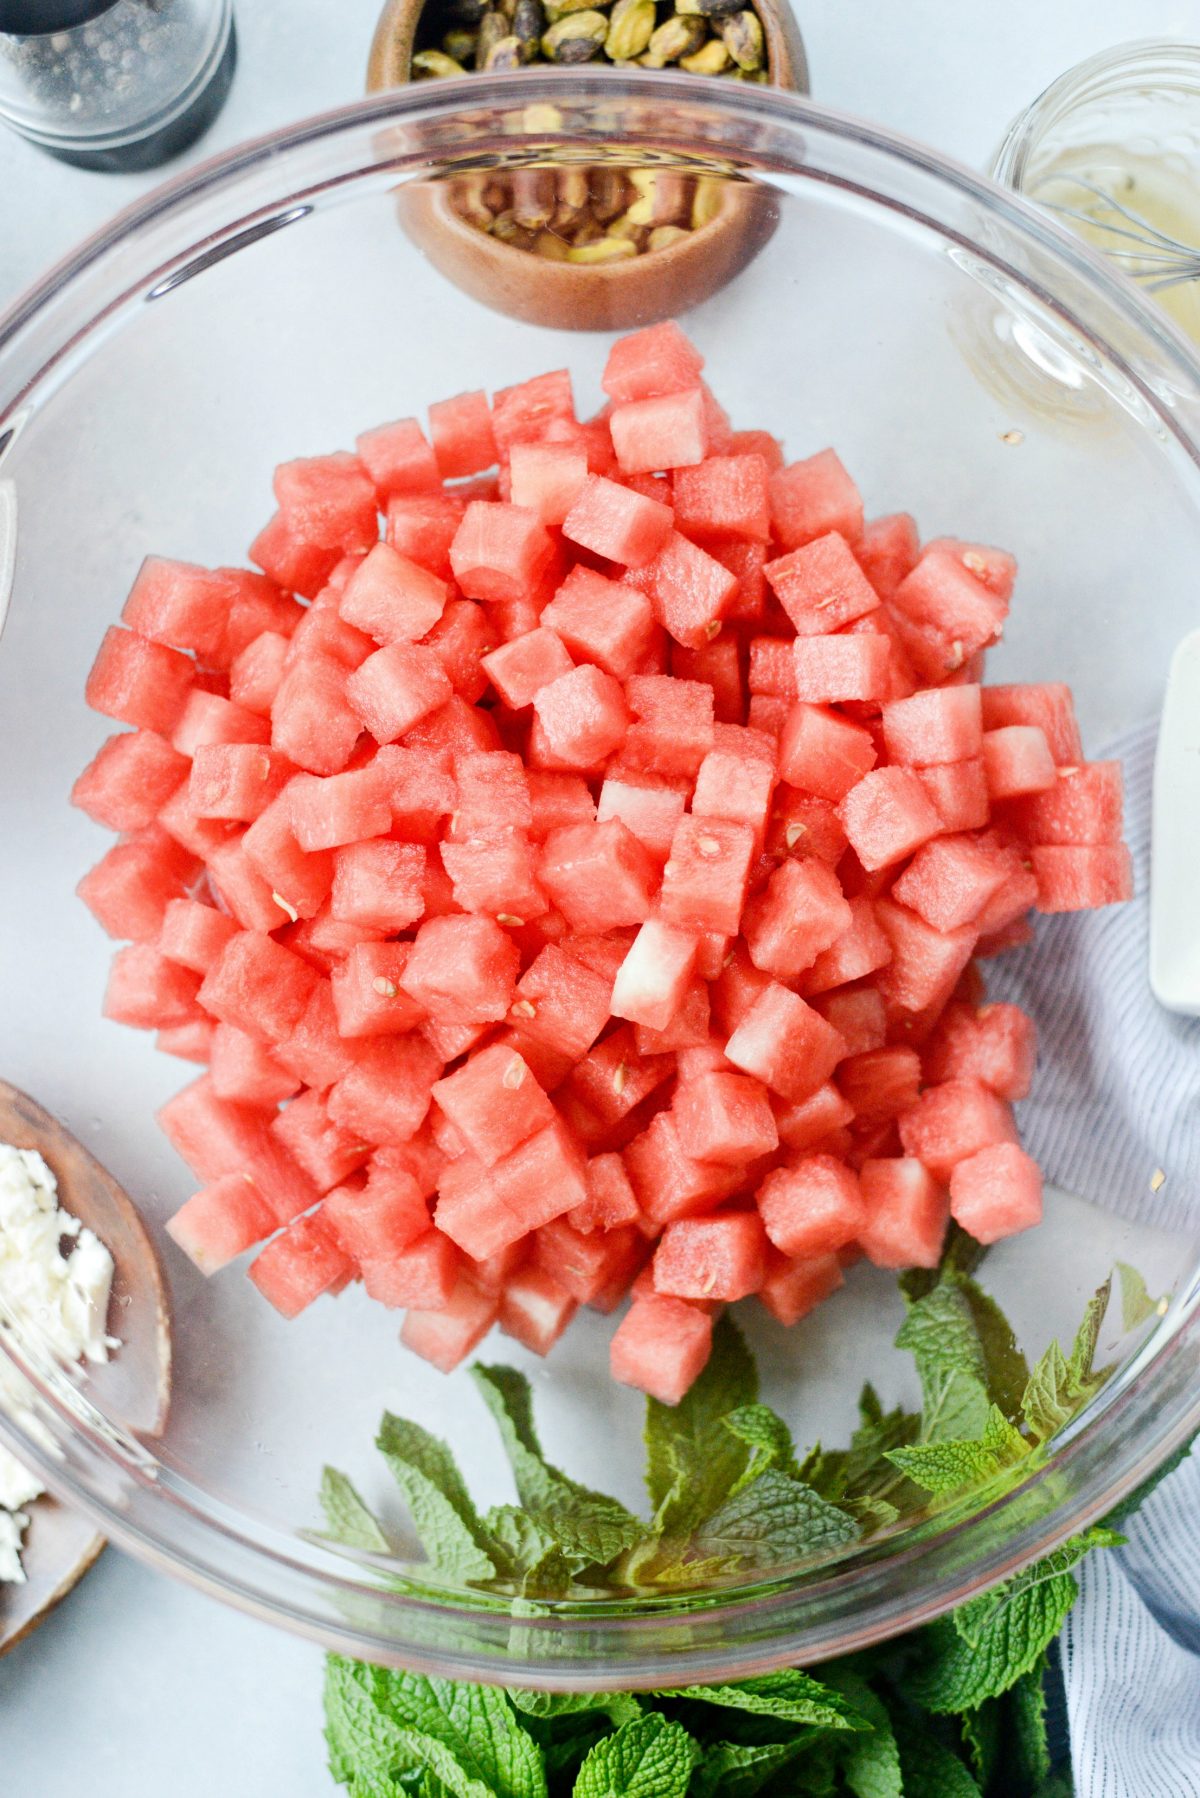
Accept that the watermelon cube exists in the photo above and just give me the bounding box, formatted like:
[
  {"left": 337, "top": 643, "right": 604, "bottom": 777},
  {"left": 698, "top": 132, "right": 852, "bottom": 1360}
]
[
  {"left": 562, "top": 476, "right": 673, "bottom": 569},
  {"left": 498, "top": 1264, "right": 577, "bottom": 1356},
  {"left": 273, "top": 452, "right": 378, "bottom": 552},
  {"left": 874, "top": 898, "right": 978, "bottom": 1016},
  {"left": 337, "top": 542, "right": 447, "bottom": 646},
  {"left": 435, "top": 1119, "right": 587, "bottom": 1259},
  {"left": 725, "top": 983, "right": 847, "bottom": 1102},
  {"left": 774, "top": 1082, "right": 856, "bottom": 1151},
  {"left": 839, "top": 767, "right": 942, "bottom": 871},
  {"left": 276, "top": 980, "right": 359, "bottom": 1091},
  {"left": 778, "top": 704, "right": 876, "bottom": 803},
  {"left": 121, "top": 556, "right": 231, "bottom": 661},
  {"left": 811, "top": 987, "right": 887, "bottom": 1058},
  {"left": 622, "top": 674, "right": 715, "bottom": 779},
  {"left": 428, "top": 390, "right": 496, "bottom": 479},
  {"left": 711, "top": 941, "right": 773, "bottom": 1035},
  {"left": 103, "top": 943, "right": 201, "bottom": 1030},
  {"left": 765, "top": 532, "right": 880, "bottom": 637},
  {"left": 949, "top": 1142, "right": 1043, "bottom": 1244},
  {"left": 639, "top": 531, "right": 738, "bottom": 651},
  {"left": 284, "top": 768, "right": 388, "bottom": 852},
  {"left": 610, "top": 1294, "right": 713, "bottom": 1406},
  {"left": 241, "top": 794, "right": 333, "bottom": 920},
  {"left": 157, "top": 1076, "right": 319, "bottom": 1221},
  {"left": 748, "top": 699, "right": 792, "bottom": 746},
  {"left": 610, "top": 920, "right": 698, "bottom": 1032},
  {"left": 167, "top": 1174, "right": 278, "bottom": 1273},
  {"left": 171, "top": 689, "right": 271, "bottom": 759},
  {"left": 219, "top": 570, "right": 303, "bottom": 661},
  {"left": 857, "top": 1158, "right": 949, "bottom": 1269},
  {"left": 925, "top": 1000, "right": 1036, "bottom": 1100},
  {"left": 327, "top": 1033, "right": 442, "bottom": 1147},
  {"left": 533, "top": 1215, "right": 644, "bottom": 1306},
  {"left": 673, "top": 453, "right": 771, "bottom": 544},
  {"left": 802, "top": 897, "right": 892, "bottom": 995},
  {"left": 249, "top": 1213, "right": 354, "bottom": 1318},
  {"left": 329, "top": 838, "right": 426, "bottom": 934},
  {"left": 1031, "top": 844, "right": 1134, "bottom": 912},
  {"left": 86, "top": 626, "right": 194, "bottom": 736},
  {"left": 624, "top": 1111, "right": 743, "bottom": 1227},
  {"left": 714, "top": 538, "right": 769, "bottom": 623},
  {"left": 481, "top": 628, "right": 574, "bottom": 710},
  {"left": 898, "top": 1078, "right": 1018, "bottom": 1179},
  {"left": 670, "top": 640, "right": 743, "bottom": 726},
  {"left": 401, "top": 1276, "right": 498, "bottom": 1372},
  {"left": 924, "top": 537, "right": 1016, "bottom": 601},
  {"left": 917, "top": 759, "right": 990, "bottom": 833},
  {"left": 198, "top": 930, "right": 319, "bottom": 1044},
  {"left": 360, "top": 1230, "right": 461, "bottom": 1310},
  {"left": 856, "top": 513, "right": 919, "bottom": 601},
  {"left": 742, "top": 858, "right": 851, "bottom": 981},
  {"left": 331, "top": 941, "right": 426, "bottom": 1038},
  {"left": 449, "top": 502, "right": 554, "bottom": 608},
  {"left": 441, "top": 830, "right": 546, "bottom": 921},
  {"left": 372, "top": 744, "right": 456, "bottom": 840},
  {"left": 566, "top": 1022, "right": 673, "bottom": 1129},
  {"left": 507, "top": 441, "right": 588, "bottom": 526},
  {"left": 609, "top": 389, "right": 708, "bottom": 477},
  {"left": 792, "top": 633, "right": 891, "bottom": 705},
  {"left": 659, "top": 815, "right": 754, "bottom": 936},
  {"left": 491, "top": 369, "right": 575, "bottom": 453},
  {"left": 385, "top": 492, "right": 464, "bottom": 580},
  {"left": 541, "top": 566, "right": 655, "bottom": 681},
  {"left": 838, "top": 1046, "right": 922, "bottom": 1121},
  {"left": 1006, "top": 761, "right": 1123, "bottom": 846},
  {"left": 532, "top": 664, "right": 629, "bottom": 767},
  {"left": 980, "top": 682, "right": 1082, "bottom": 767},
  {"left": 595, "top": 775, "right": 686, "bottom": 864},
  {"left": 653, "top": 1212, "right": 767, "bottom": 1303},
  {"left": 748, "top": 638, "right": 797, "bottom": 700},
  {"left": 399, "top": 913, "right": 519, "bottom": 1024},
  {"left": 673, "top": 1071, "right": 778, "bottom": 1164},
  {"left": 270, "top": 1087, "right": 371, "bottom": 1192},
  {"left": 568, "top": 1152, "right": 642, "bottom": 1233},
  {"left": 432, "top": 1044, "right": 555, "bottom": 1168},
  {"left": 185, "top": 743, "right": 291, "bottom": 823},
  {"left": 510, "top": 944, "right": 612, "bottom": 1060},
  {"left": 982, "top": 726, "right": 1056, "bottom": 801},
  {"left": 882, "top": 684, "right": 983, "bottom": 767},
  {"left": 159, "top": 898, "right": 239, "bottom": 974},
  {"left": 210, "top": 1023, "right": 299, "bottom": 1108},
  {"left": 892, "top": 833, "right": 1010, "bottom": 932},
  {"left": 525, "top": 771, "right": 595, "bottom": 840},
  {"left": 356, "top": 415, "right": 440, "bottom": 495},
  {"left": 758, "top": 1250, "right": 843, "bottom": 1326},
  {"left": 271, "top": 655, "right": 362, "bottom": 776},
  {"left": 756, "top": 1154, "right": 864, "bottom": 1258},
  {"left": 424, "top": 599, "right": 492, "bottom": 704},
  {"left": 285, "top": 596, "right": 374, "bottom": 674},
  {"left": 249, "top": 513, "right": 341, "bottom": 599},
  {"left": 537, "top": 819, "right": 657, "bottom": 932},
  {"left": 602, "top": 321, "right": 705, "bottom": 403},
  {"left": 634, "top": 979, "right": 711, "bottom": 1056},
  {"left": 322, "top": 1164, "right": 429, "bottom": 1262},
  {"left": 72, "top": 729, "right": 189, "bottom": 833},
  {"left": 769, "top": 449, "right": 863, "bottom": 551},
  {"left": 77, "top": 827, "right": 194, "bottom": 942},
  {"left": 345, "top": 642, "right": 453, "bottom": 744}
]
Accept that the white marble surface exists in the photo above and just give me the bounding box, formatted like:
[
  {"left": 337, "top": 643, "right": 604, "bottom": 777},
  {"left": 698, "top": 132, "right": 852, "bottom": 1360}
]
[{"left": 0, "top": 0, "right": 1189, "bottom": 1791}]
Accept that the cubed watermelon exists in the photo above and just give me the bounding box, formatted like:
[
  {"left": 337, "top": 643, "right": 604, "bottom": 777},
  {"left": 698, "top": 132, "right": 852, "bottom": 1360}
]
[
  {"left": 271, "top": 1087, "right": 372, "bottom": 1192},
  {"left": 271, "top": 654, "right": 363, "bottom": 776},
  {"left": 428, "top": 390, "right": 497, "bottom": 479},
  {"left": 360, "top": 1231, "right": 461, "bottom": 1310},
  {"left": 249, "top": 1213, "right": 354, "bottom": 1318},
  {"left": 673, "top": 453, "right": 770, "bottom": 544},
  {"left": 917, "top": 759, "right": 990, "bottom": 833},
  {"left": 187, "top": 743, "right": 293, "bottom": 823},
  {"left": 802, "top": 896, "right": 892, "bottom": 994},
  {"left": 72, "top": 729, "right": 189, "bottom": 833},
  {"left": 210, "top": 1023, "right": 299, "bottom": 1107},
  {"left": 774, "top": 1082, "right": 855, "bottom": 1151},
  {"left": 86, "top": 627, "right": 194, "bottom": 736},
  {"left": 541, "top": 565, "right": 656, "bottom": 680},
  {"left": 892, "top": 833, "right": 1010, "bottom": 932},
  {"left": 882, "top": 684, "right": 983, "bottom": 766},
  {"left": 77, "top": 827, "right": 194, "bottom": 942},
  {"left": 625, "top": 1111, "right": 742, "bottom": 1226},
  {"left": 433, "top": 1044, "right": 555, "bottom": 1168},
  {"left": 725, "top": 983, "right": 847, "bottom": 1102},
  {"left": 356, "top": 415, "right": 441, "bottom": 495},
  {"left": 157, "top": 1075, "right": 319, "bottom": 1221},
  {"left": 949, "top": 1142, "right": 1043, "bottom": 1243},
  {"left": 778, "top": 703, "right": 876, "bottom": 803},
  {"left": 273, "top": 452, "right": 378, "bottom": 552},
  {"left": 756, "top": 1154, "right": 864, "bottom": 1258},
  {"left": 839, "top": 767, "right": 942, "bottom": 871},
  {"left": 198, "top": 930, "right": 320, "bottom": 1044},
  {"left": 659, "top": 815, "right": 754, "bottom": 936},
  {"left": 537, "top": 819, "right": 657, "bottom": 931},
  {"left": 742, "top": 858, "right": 851, "bottom": 981},
  {"left": 103, "top": 943, "right": 201, "bottom": 1030},
  {"left": 562, "top": 475, "right": 673, "bottom": 569},
  {"left": 1005, "top": 761, "right": 1123, "bottom": 846},
  {"left": 673, "top": 1071, "right": 778, "bottom": 1164},
  {"left": 769, "top": 450, "right": 863, "bottom": 551},
  {"left": 399, "top": 913, "right": 520, "bottom": 1023},
  {"left": 533, "top": 664, "right": 630, "bottom": 767},
  {"left": 857, "top": 1158, "right": 949, "bottom": 1268},
  {"left": 1031, "top": 844, "right": 1134, "bottom": 912},
  {"left": 925, "top": 1000, "right": 1036, "bottom": 1100},
  {"left": 326, "top": 1034, "right": 442, "bottom": 1147},
  {"left": 435, "top": 1119, "right": 586, "bottom": 1259},
  {"left": 345, "top": 642, "right": 453, "bottom": 744},
  {"left": 766, "top": 532, "right": 880, "bottom": 637},
  {"left": 167, "top": 1174, "right": 278, "bottom": 1273},
  {"left": 898, "top": 1078, "right": 1018, "bottom": 1179},
  {"left": 609, "top": 1293, "right": 713, "bottom": 1405},
  {"left": 401, "top": 1276, "right": 498, "bottom": 1372},
  {"left": 602, "top": 321, "right": 705, "bottom": 403},
  {"left": 838, "top": 1046, "right": 922, "bottom": 1121},
  {"left": 874, "top": 898, "right": 978, "bottom": 1017},
  {"left": 242, "top": 793, "right": 333, "bottom": 920},
  {"left": 609, "top": 920, "right": 698, "bottom": 1032},
  {"left": 449, "top": 502, "right": 554, "bottom": 605},
  {"left": 811, "top": 987, "right": 887, "bottom": 1058},
  {"left": 568, "top": 1152, "right": 643, "bottom": 1233},
  {"left": 982, "top": 725, "right": 1056, "bottom": 801},
  {"left": 337, "top": 542, "right": 448, "bottom": 645},
  {"left": 481, "top": 628, "right": 573, "bottom": 710},
  {"left": 653, "top": 1211, "right": 767, "bottom": 1302},
  {"left": 980, "top": 681, "right": 1082, "bottom": 766},
  {"left": 511, "top": 944, "right": 613, "bottom": 1060},
  {"left": 330, "top": 941, "right": 425, "bottom": 1038},
  {"left": 758, "top": 1250, "right": 844, "bottom": 1326}
]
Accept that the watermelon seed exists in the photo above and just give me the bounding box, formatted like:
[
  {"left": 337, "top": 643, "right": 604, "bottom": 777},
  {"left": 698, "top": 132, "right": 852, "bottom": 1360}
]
[
  {"left": 511, "top": 998, "right": 537, "bottom": 1019},
  {"left": 785, "top": 822, "right": 807, "bottom": 850},
  {"left": 704, "top": 620, "right": 723, "bottom": 640},
  {"left": 373, "top": 977, "right": 398, "bottom": 998},
  {"left": 701, "top": 1271, "right": 717, "bottom": 1293},
  {"left": 697, "top": 835, "right": 722, "bottom": 858},
  {"left": 1001, "top": 428, "right": 1025, "bottom": 444},
  {"left": 497, "top": 913, "right": 525, "bottom": 927},
  {"left": 1150, "top": 1167, "right": 1166, "bottom": 1192},
  {"left": 503, "top": 1057, "right": 527, "bottom": 1090},
  {"left": 963, "top": 551, "right": 988, "bottom": 579},
  {"left": 613, "top": 1061, "right": 629, "bottom": 1095},
  {"left": 272, "top": 891, "right": 300, "bottom": 923}
]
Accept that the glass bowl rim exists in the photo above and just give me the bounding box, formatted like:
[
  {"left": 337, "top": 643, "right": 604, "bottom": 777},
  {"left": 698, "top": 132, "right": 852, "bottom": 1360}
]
[{"left": 3, "top": 71, "right": 1200, "bottom": 1682}]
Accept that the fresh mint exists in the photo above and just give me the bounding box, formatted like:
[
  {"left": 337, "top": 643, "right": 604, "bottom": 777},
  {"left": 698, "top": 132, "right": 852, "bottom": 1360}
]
[
  {"left": 895, "top": 1278, "right": 993, "bottom": 1444},
  {"left": 375, "top": 1414, "right": 500, "bottom": 1583},
  {"left": 661, "top": 1669, "right": 865, "bottom": 1731},
  {"left": 886, "top": 1405, "right": 1028, "bottom": 1499},
  {"left": 686, "top": 1467, "right": 859, "bottom": 1573},
  {"left": 1116, "top": 1261, "right": 1164, "bottom": 1332},
  {"left": 569, "top": 1714, "right": 695, "bottom": 1798},
  {"left": 319, "top": 1467, "right": 392, "bottom": 1555},
  {"left": 1021, "top": 1279, "right": 1113, "bottom": 1445},
  {"left": 642, "top": 1314, "right": 757, "bottom": 1535}
]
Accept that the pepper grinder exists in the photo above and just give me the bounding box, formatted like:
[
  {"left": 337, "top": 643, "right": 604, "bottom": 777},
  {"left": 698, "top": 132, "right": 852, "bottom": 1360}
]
[{"left": 0, "top": 0, "right": 236, "bottom": 171}]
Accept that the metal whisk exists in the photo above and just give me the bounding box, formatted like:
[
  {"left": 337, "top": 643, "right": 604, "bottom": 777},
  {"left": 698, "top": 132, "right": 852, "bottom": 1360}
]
[{"left": 1041, "top": 174, "right": 1200, "bottom": 294}]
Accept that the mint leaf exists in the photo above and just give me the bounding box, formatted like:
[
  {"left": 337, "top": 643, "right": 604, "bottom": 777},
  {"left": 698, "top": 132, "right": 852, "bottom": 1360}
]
[
  {"left": 896, "top": 1282, "right": 991, "bottom": 1444},
  {"left": 1021, "top": 1280, "right": 1113, "bottom": 1444},
  {"left": 327, "top": 1659, "right": 546, "bottom": 1798},
  {"left": 472, "top": 1366, "right": 642, "bottom": 1568},
  {"left": 886, "top": 1405, "right": 1028, "bottom": 1498},
  {"left": 663, "top": 1668, "right": 865, "bottom": 1731},
  {"left": 325, "top": 1654, "right": 422, "bottom": 1788},
  {"left": 320, "top": 1467, "right": 391, "bottom": 1554},
  {"left": 376, "top": 1415, "right": 498, "bottom": 1583},
  {"left": 821, "top": 1668, "right": 902, "bottom": 1798},
  {"left": 904, "top": 1529, "right": 1119, "bottom": 1713},
  {"left": 890, "top": 1707, "right": 981, "bottom": 1797},
  {"left": 803, "top": 1386, "right": 923, "bottom": 1521},
  {"left": 959, "top": 1701, "right": 1000, "bottom": 1788},
  {"left": 688, "top": 1737, "right": 811, "bottom": 1798},
  {"left": 506, "top": 1690, "right": 642, "bottom": 1728},
  {"left": 955, "top": 1274, "right": 1030, "bottom": 1419},
  {"left": 1006, "top": 1655, "right": 1052, "bottom": 1789},
  {"left": 644, "top": 1314, "right": 756, "bottom": 1526},
  {"left": 685, "top": 1467, "right": 858, "bottom": 1573},
  {"left": 484, "top": 1507, "right": 572, "bottom": 1596},
  {"left": 723, "top": 1403, "right": 802, "bottom": 1494},
  {"left": 570, "top": 1714, "right": 694, "bottom": 1798},
  {"left": 1117, "top": 1262, "right": 1164, "bottom": 1332}
]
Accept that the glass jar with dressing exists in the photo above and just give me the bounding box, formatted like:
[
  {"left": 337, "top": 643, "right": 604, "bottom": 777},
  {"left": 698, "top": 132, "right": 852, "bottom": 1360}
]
[{"left": 992, "top": 40, "right": 1200, "bottom": 345}]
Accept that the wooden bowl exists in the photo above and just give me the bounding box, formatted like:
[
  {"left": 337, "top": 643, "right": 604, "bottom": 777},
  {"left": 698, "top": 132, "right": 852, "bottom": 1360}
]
[
  {"left": 0, "top": 1079, "right": 172, "bottom": 1656},
  {"left": 367, "top": 0, "right": 807, "bottom": 330}
]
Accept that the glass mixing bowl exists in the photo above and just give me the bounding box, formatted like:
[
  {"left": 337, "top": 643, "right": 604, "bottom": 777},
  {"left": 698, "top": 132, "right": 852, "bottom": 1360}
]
[{"left": 1, "top": 75, "right": 1199, "bottom": 1686}]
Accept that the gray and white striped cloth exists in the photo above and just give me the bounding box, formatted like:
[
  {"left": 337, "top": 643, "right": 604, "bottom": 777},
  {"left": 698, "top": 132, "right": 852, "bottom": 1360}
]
[{"left": 990, "top": 720, "right": 1200, "bottom": 1794}]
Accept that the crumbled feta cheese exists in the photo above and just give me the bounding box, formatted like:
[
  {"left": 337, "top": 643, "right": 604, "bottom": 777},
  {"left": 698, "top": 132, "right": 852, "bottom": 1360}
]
[{"left": 0, "top": 1143, "right": 117, "bottom": 1583}]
